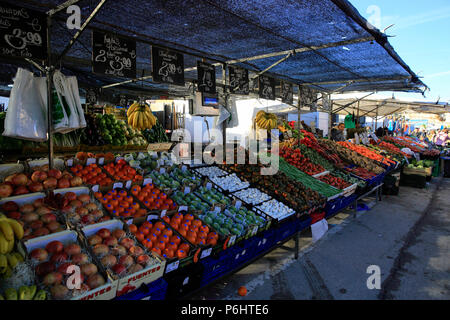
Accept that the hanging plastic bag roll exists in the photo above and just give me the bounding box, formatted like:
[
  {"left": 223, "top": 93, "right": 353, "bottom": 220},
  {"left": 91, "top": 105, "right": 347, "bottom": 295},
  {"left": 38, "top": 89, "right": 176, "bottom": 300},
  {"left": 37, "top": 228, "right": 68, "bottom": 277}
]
[
  {"left": 2, "top": 68, "right": 48, "bottom": 141},
  {"left": 66, "top": 76, "right": 86, "bottom": 128},
  {"left": 53, "top": 70, "right": 79, "bottom": 133}
]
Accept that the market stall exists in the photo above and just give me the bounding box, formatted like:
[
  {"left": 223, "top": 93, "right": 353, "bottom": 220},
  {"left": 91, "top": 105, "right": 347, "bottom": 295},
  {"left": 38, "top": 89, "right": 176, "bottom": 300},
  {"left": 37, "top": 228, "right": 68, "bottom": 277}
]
[{"left": 0, "top": 0, "right": 434, "bottom": 301}]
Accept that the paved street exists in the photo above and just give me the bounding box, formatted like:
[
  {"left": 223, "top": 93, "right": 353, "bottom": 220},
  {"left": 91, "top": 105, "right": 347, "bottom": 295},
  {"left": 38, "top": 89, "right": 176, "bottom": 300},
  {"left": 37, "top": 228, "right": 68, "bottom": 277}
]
[{"left": 189, "top": 177, "right": 450, "bottom": 300}]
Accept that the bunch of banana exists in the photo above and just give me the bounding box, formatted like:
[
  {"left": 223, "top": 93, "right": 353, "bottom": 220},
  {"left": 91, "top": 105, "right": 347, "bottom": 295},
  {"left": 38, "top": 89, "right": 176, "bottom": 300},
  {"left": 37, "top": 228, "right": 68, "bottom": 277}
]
[
  {"left": 0, "top": 213, "right": 23, "bottom": 254},
  {"left": 0, "top": 251, "right": 24, "bottom": 277},
  {"left": 127, "top": 102, "right": 157, "bottom": 131},
  {"left": 255, "top": 111, "right": 278, "bottom": 130},
  {"left": 0, "top": 286, "right": 46, "bottom": 300}
]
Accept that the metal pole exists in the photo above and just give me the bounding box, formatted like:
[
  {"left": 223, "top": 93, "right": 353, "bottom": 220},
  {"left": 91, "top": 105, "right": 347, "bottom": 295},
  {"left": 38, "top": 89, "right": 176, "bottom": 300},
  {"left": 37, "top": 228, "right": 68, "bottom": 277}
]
[
  {"left": 329, "top": 100, "right": 333, "bottom": 138},
  {"left": 222, "top": 64, "right": 227, "bottom": 160},
  {"left": 46, "top": 15, "right": 54, "bottom": 169},
  {"left": 297, "top": 85, "right": 301, "bottom": 145},
  {"left": 356, "top": 100, "right": 360, "bottom": 126},
  {"left": 375, "top": 104, "right": 379, "bottom": 132}
]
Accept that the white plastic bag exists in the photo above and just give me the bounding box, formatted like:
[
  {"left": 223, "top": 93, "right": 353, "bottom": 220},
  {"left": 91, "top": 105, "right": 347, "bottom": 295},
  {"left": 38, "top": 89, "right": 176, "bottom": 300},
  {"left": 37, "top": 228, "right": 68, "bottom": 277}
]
[
  {"left": 66, "top": 76, "right": 86, "bottom": 128},
  {"left": 2, "top": 68, "right": 48, "bottom": 141},
  {"left": 53, "top": 70, "right": 79, "bottom": 133}
]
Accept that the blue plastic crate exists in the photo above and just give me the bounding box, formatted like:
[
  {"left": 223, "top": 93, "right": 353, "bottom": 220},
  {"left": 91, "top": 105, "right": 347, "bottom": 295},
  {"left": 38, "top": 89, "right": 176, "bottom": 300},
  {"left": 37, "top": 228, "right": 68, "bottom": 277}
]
[
  {"left": 200, "top": 250, "right": 234, "bottom": 286},
  {"left": 298, "top": 216, "right": 312, "bottom": 231},
  {"left": 324, "top": 197, "right": 343, "bottom": 216},
  {"left": 325, "top": 194, "right": 357, "bottom": 218},
  {"left": 274, "top": 219, "right": 300, "bottom": 243},
  {"left": 252, "top": 228, "right": 277, "bottom": 256},
  {"left": 229, "top": 237, "right": 258, "bottom": 268},
  {"left": 115, "top": 278, "right": 168, "bottom": 300}
]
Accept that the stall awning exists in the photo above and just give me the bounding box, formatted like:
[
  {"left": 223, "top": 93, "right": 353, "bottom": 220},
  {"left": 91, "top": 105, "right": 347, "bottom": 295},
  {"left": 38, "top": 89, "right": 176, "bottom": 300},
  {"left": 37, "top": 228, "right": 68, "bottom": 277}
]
[{"left": 0, "top": 0, "right": 427, "bottom": 97}]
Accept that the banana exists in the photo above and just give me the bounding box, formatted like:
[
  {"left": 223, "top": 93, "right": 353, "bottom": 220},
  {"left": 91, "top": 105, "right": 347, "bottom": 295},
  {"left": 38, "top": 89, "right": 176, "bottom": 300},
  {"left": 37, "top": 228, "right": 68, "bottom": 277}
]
[
  {"left": 2, "top": 266, "right": 12, "bottom": 279},
  {"left": 142, "top": 112, "right": 150, "bottom": 129},
  {"left": 0, "top": 254, "right": 7, "bottom": 273},
  {"left": 6, "top": 237, "right": 14, "bottom": 253},
  {"left": 7, "top": 218, "right": 23, "bottom": 240},
  {"left": 0, "top": 232, "right": 8, "bottom": 254},
  {"left": 127, "top": 102, "right": 139, "bottom": 117},
  {"left": 132, "top": 112, "right": 138, "bottom": 129},
  {"left": 6, "top": 253, "right": 18, "bottom": 269},
  {"left": 0, "top": 220, "right": 13, "bottom": 241},
  {"left": 13, "top": 251, "right": 23, "bottom": 262}
]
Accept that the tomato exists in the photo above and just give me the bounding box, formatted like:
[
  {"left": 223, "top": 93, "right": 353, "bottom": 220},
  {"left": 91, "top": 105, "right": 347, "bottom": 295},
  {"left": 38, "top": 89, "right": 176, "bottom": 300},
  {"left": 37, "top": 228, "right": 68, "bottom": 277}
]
[
  {"left": 178, "top": 229, "right": 187, "bottom": 237},
  {"left": 176, "top": 249, "right": 187, "bottom": 259},
  {"left": 152, "top": 247, "right": 161, "bottom": 256},
  {"left": 192, "top": 219, "right": 202, "bottom": 228},
  {"left": 186, "top": 235, "right": 196, "bottom": 244},
  {"left": 145, "top": 240, "right": 153, "bottom": 250},
  {"left": 179, "top": 243, "right": 190, "bottom": 253},
  {"left": 160, "top": 193, "right": 167, "bottom": 200},
  {"left": 200, "top": 225, "right": 209, "bottom": 234},
  {"left": 136, "top": 232, "right": 145, "bottom": 242},
  {"left": 167, "top": 241, "right": 178, "bottom": 251},
  {"left": 170, "top": 235, "right": 181, "bottom": 245},
  {"left": 149, "top": 233, "right": 158, "bottom": 243},
  {"left": 163, "top": 248, "right": 174, "bottom": 258},
  {"left": 162, "top": 216, "right": 170, "bottom": 224},
  {"left": 129, "top": 224, "right": 138, "bottom": 234},
  {"left": 152, "top": 227, "right": 162, "bottom": 236},
  {"left": 155, "top": 240, "right": 165, "bottom": 251},
  {"left": 206, "top": 237, "right": 217, "bottom": 246},
  {"left": 159, "top": 234, "right": 170, "bottom": 244},
  {"left": 131, "top": 202, "right": 140, "bottom": 210},
  {"left": 162, "top": 228, "right": 173, "bottom": 237}
]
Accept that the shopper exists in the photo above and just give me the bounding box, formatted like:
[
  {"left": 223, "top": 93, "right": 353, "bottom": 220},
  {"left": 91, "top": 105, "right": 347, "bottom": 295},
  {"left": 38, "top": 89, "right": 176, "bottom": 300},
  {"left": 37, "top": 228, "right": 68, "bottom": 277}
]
[
  {"left": 435, "top": 128, "right": 450, "bottom": 147},
  {"left": 331, "top": 123, "right": 346, "bottom": 142},
  {"left": 427, "top": 130, "right": 437, "bottom": 144}
]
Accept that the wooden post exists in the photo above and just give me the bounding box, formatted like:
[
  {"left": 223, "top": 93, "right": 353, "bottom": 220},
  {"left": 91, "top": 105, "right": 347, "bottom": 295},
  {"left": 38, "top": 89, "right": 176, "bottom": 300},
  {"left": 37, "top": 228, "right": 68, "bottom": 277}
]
[{"left": 46, "top": 15, "right": 54, "bottom": 169}]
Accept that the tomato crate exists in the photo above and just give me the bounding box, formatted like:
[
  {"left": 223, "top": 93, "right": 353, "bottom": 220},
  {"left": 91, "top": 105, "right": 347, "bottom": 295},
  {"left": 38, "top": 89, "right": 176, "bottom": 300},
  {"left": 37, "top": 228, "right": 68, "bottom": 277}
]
[
  {"left": 114, "top": 277, "right": 167, "bottom": 300},
  {"left": 199, "top": 248, "right": 235, "bottom": 287}
]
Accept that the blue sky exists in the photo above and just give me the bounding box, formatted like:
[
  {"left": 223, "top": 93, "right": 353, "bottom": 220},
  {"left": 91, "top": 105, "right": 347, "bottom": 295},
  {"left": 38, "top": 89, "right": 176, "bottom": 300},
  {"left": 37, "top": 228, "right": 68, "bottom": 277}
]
[{"left": 351, "top": 0, "right": 450, "bottom": 103}]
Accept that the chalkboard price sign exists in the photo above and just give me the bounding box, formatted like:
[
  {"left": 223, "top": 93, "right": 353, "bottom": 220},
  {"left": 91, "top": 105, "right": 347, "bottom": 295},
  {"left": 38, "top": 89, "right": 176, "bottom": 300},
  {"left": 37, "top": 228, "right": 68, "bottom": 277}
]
[
  {"left": 152, "top": 46, "right": 185, "bottom": 86},
  {"left": 258, "top": 75, "right": 275, "bottom": 100},
  {"left": 86, "top": 88, "right": 98, "bottom": 105},
  {"left": 0, "top": 2, "right": 47, "bottom": 60},
  {"left": 281, "top": 82, "right": 293, "bottom": 105},
  {"left": 197, "top": 61, "right": 216, "bottom": 94},
  {"left": 228, "top": 66, "right": 249, "bottom": 95},
  {"left": 92, "top": 30, "right": 136, "bottom": 78}
]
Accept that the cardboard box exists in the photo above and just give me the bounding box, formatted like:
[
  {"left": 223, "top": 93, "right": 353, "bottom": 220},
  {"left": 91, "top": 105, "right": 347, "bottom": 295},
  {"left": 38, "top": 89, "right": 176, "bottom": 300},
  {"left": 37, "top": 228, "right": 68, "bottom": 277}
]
[
  {"left": 22, "top": 230, "right": 117, "bottom": 300},
  {"left": 81, "top": 219, "right": 166, "bottom": 297}
]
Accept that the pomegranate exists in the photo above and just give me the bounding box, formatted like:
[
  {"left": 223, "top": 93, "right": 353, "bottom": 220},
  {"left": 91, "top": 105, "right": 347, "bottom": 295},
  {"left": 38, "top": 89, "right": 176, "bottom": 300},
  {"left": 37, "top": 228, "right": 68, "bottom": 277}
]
[
  {"left": 47, "top": 169, "right": 62, "bottom": 179},
  {"left": 43, "top": 178, "right": 58, "bottom": 190},
  {"left": 57, "top": 178, "right": 70, "bottom": 189},
  {"left": 31, "top": 171, "right": 47, "bottom": 183},
  {"left": 0, "top": 183, "right": 14, "bottom": 198},
  {"left": 12, "top": 173, "right": 29, "bottom": 186}
]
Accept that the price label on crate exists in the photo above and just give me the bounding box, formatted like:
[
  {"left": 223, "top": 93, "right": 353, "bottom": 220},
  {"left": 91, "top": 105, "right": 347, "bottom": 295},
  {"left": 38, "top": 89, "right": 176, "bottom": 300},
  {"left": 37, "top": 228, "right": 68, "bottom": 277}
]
[
  {"left": 179, "top": 206, "right": 188, "bottom": 212},
  {"left": 181, "top": 165, "right": 187, "bottom": 172},
  {"left": 86, "top": 158, "right": 96, "bottom": 165},
  {"left": 251, "top": 225, "right": 258, "bottom": 236},
  {"left": 165, "top": 260, "right": 179, "bottom": 273},
  {"left": 126, "top": 219, "right": 133, "bottom": 225},
  {"left": 228, "top": 235, "right": 236, "bottom": 246},
  {"left": 67, "top": 159, "right": 73, "bottom": 167},
  {"left": 143, "top": 178, "right": 152, "bottom": 186},
  {"left": 206, "top": 182, "right": 212, "bottom": 190},
  {"left": 160, "top": 168, "right": 166, "bottom": 174},
  {"left": 214, "top": 206, "right": 221, "bottom": 213},
  {"left": 235, "top": 200, "right": 242, "bottom": 209},
  {"left": 125, "top": 180, "right": 132, "bottom": 189},
  {"left": 91, "top": 185, "right": 99, "bottom": 193},
  {"left": 182, "top": 277, "right": 190, "bottom": 286},
  {"left": 147, "top": 215, "right": 158, "bottom": 221},
  {"left": 161, "top": 210, "right": 167, "bottom": 217},
  {"left": 113, "top": 182, "right": 123, "bottom": 189},
  {"left": 184, "top": 187, "right": 190, "bottom": 195},
  {"left": 98, "top": 157, "right": 105, "bottom": 165},
  {"left": 200, "top": 248, "right": 212, "bottom": 259}
]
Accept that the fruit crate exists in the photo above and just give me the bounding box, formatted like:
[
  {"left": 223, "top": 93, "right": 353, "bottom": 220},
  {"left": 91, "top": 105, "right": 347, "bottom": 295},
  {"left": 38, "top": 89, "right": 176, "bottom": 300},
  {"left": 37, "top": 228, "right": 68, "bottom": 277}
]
[
  {"left": 228, "top": 236, "right": 259, "bottom": 269},
  {"left": 298, "top": 215, "right": 312, "bottom": 232},
  {"left": 164, "top": 260, "right": 204, "bottom": 300},
  {"left": 0, "top": 192, "right": 69, "bottom": 242},
  {"left": 199, "top": 248, "right": 235, "bottom": 287},
  {"left": 128, "top": 184, "right": 178, "bottom": 219},
  {"left": 310, "top": 211, "right": 326, "bottom": 224},
  {"left": 272, "top": 218, "right": 301, "bottom": 243},
  {"left": 114, "top": 277, "right": 168, "bottom": 300},
  {"left": 21, "top": 229, "right": 117, "bottom": 300},
  {"left": 79, "top": 219, "right": 166, "bottom": 298},
  {"left": 191, "top": 165, "right": 230, "bottom": 179},
  {"left": 251, "top": 227, "right": 278, "bottom": 256}
]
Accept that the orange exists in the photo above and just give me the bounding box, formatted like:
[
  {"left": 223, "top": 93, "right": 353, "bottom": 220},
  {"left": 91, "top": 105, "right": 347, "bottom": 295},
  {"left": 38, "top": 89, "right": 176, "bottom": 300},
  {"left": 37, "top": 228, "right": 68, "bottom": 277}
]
[
  {"left": 154, "top": 221, "right": 165, "bottom": 230},
  {"left": 238, "top": 286, "right": 247, "bottom": 296},
  {"left": 152, "top": 247, "right": 161, "bottom": 256},
  {"left": 129, "top": 224, "right": 138, "bottom": 234},
  {"left": 170, "top": 221, "right": 179, "bottom": 230},
  {"left": 142, "top": 221, "right": 152, "bottom": 229},
  {"left": 179, "top": 243, "right": 190, "bottom": 253},
  {"left": 136, "top": 232, "right": 145, "bottom": 242},
  {"left": 186, "top": 235, "right": 196, "bottom": 244},
  {"left": 144, "top": 240, "right": 153, "bottom": 249},
  {"left": 149, "top": 233, "right": 158, "bottom": 243},
  {"left": 176, "top": 249, "right": 187, "bottom": 259},
  {"left": 192, "top": 219, "right": 202, "bottom": 228},
  {"left": 187, "top": 230, "right": 197, "bottom": 239},
  {"left": 162, "top": 228, "right": 173, "bottom": 237},
  {"left": 162, "top": 216, "right": 170, "bottom": 224},
  {"left": 170, "top": 235, "right": 181, "bottom": 245},
  {"left": 163, "top": 248, "right": 174, "bottom": 259},
  {"left": 158, "top": 234, "right": 170, "bottom": 244},
  {"left": 139, "top": 225, "right": 150, "bottom": 235},
  {"left": 178, "top": 229, "right": 187, "bottom": 237},
  {"left": 155, "top": 240, "right": 165, "bottom": 251},
  {"left": 206, "top": 237, "right": 217, "bottom": 246},
  {"left": 167, "top": 241, "right": 178, "bottom": 251}
]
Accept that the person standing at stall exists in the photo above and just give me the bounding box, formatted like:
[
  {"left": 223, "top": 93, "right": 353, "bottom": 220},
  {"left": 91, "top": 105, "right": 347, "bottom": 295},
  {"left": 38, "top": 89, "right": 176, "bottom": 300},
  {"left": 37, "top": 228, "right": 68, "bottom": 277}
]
[
  {"left": 331, "top": 123, "right": 346, "bottom": 142},
  {"left": 435, "top": 128, "right": 450, "bottom": 147}
]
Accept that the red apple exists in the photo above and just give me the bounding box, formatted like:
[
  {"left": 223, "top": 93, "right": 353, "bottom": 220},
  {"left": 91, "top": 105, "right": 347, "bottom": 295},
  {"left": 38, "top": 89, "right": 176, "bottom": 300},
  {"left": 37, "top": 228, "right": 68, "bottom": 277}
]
[
  {"left": 81, "top": 263, "right": 98, "bottom": 276},
  {"left": 92, "top": 244, "right": 109, "bottom": 256},
  {"left": 61, "top": 205, "right": 73, "bottom": 214},
  {"left": 64, "top": 243, "right": 81, "bottom": 256},
  {"left": 75, "top": 207, "right": 89, "bottom": 216},
  {"left": 118, "top": 255, "right": 134, "bottom": 268},
  {"left": 96, "top": 228, "right": 111, "bottom": 239},
  {"left": 77, "top": 194, "right": 90, "bottom": 204},
  {"left": 14, "top": 186, "right": 29, "bottom": 195},
  {"left": 111, "top": 263, "right": 127, "bottom": 275},
  {"left": 36, "top": 261, "right": 55, "bottom": 276},
  {"left": 129, "top": 246, "right": 144, "bottom": 257},
  {"left": 86, "top": 273, "right": 105, "bottom": 289},
  {"left": 46, "top": 221, "right": 61, "bottom": 232},
  {"left": 36, "top": 206, "right": 52, "bottom": 216},
  {"left": 88, "top": 234, "right": 102, "bottom": 246},
  {"left": 50, "top": 284, "right": 68, "bottom": 300},
  {"left": 136, "top": 255, "right": 150, "bottom": 266},
  {"left": 64, "top": 192, "right": 77, "bottom": 201},
  {"left": 33, "top": 198, "right": 44, "bottom": 208},
  {"left": 2, "top": 201, "right": 18, "bottom": 212},
  {"left": 103, "top": 236, "right": 118, "bottom": 247},
  {"left": 112, "top": 229, "right": 126, "bottom": 239},
  {"left": 57, "top": 178, "right": 70, "bottom": 189},
  {"left": 19, "top": 204, "right": 34, "bottom": 213},
  {"left": 45, "top": 240, "right": 64, "bottom": 254},
  {"left": 41, "top": 213, "right": 57, "bottom": 224},
  {"left": 43, "top": 178, "right": 58, "bottom": 190},
  {"left": 50, "top": 252, "right": 68, "bottom": 264},
  {"left": 85, "top": 203, "right": 97, "bottom": 212},
  {"left": 110, "top": 245, "right": 127, "bottom": 256},
  {"left": 57, "top": 262, "right": 73, "bottom": 275},
  {"left": 33, "top": 227, "right": 50, "bottom": 237},
  {"left": 128, "top": 264, "right": 143, "bottom": 274},
  {"left": 70, "top": 176, "right": 83, "bottom": 187},
  {"left": 4, "top": 174, "right": 16, "bottom": 183},
  {"left": 120, "top": 238, "right": 134, "bottom": 250},
  {"left": 71, "top": 253, "right": 89, "bottom": 265},
  {"left": 0, "top": 183, "right": 14, "bottom": 198},
  {"left": 28, "top": 182, "right": 44, "bottom": 193},
  {"left": 30, "top": 220, "right": 44, "bottom": 230},
  {"left": 12, "top": 173, "right": 29, "bottom": 186},
  {"left": 7, "top": 211, "right": 21, "bottom": 220},
  {"left": 101, "top": 254, "right": 117, "bottom": 267},
  {"left": 48, "top": 169, "right": 62, "bottom": 179},
  {"left": 30, "top": 248, "right": 48, "bottom": 262},
  {"left": 69, "top": 199, "right": 82, "bottom": 208},
  {"left": 81, "top": 215, "right": 94, "bottom": 225},
  {"left": 31, "top": 170, "right": 48, "bottom": 183}
]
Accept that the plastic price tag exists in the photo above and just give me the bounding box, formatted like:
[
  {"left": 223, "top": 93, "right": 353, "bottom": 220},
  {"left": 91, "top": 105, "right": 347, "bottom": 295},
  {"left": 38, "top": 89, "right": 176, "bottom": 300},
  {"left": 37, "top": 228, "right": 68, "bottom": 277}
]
[
  {"left": 184, "top": 187, "right": 190, "bottom": 194},
  {"left": 235, "top": 200, "right": 242, "bottom": 209},
  {"left": 251, "top": 225, "right": 258, "bottom": 236},
  {"left": 182, "top": 277, "right": 189, "bottom": 286},
  {"left": 160, "top": 168, "right": 166, "bottom": 174},
  {"left": 113, "top": 182, "right": 123, "bottom": 189},
  {"left": 147, "top": 215, "right": 158, "bottom": 221},
  {"left": 98, "top": 157, "right": 105, "bottom": 165},
  {"left": 165, "top": 261, "right": 179, "bottom": 273},
  {"left": 206, "top": 182, "right": 212, "bottom": 190},
  {"left": 125, "top": 180, "right": 132, "bottom": 189},
  {"left": 126, "top": 219, "right": 133, "bottom": 225},
  {"left": 86, "top": 158, "right": 96, "bottom": 165},
  {"left": 67, "top": 159, "right": 73, "bottom": 167},
  {"left": 143, "top": 178, "right": 152, "bottom": 186},
  {"left": 161, "top": 210, "right": 167, "bottom": 217},
  {"left": 200, "top": 248, "right": 212, "bottom": 259},
  {"left": 181, "top": 165, "right": 187, "bottom": 172},
  {"left": 228, "top": 235, "right": 236, "bottom": 246},
  {"left": 91, "top": 185, "right": 99, "bottom": 193},
  {"left": 179, "top": 206, "right": 188, "bottom": 212},
  {"left": 214, "top": 206, "right": 221, "bottom": 213}
]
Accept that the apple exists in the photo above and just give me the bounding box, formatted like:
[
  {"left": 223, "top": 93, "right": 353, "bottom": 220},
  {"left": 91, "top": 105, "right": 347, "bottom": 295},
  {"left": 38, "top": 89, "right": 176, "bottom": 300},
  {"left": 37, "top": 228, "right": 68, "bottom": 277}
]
[
  {"left": 88, "top": 234, "right": 102, "bottom": 246},
  {"left": 81, "top": 215, "right": 94, "bottom": 225},
  {"left": 12, "top": 173, "right": 29, "bottom": 186},
  {"left": 129, "top": 246, "right": 144, "bottom": 257},
  {"left": 43, "top": 271, "right": 63, "bottom": 286},
  {"left": 61, "top": 205, "right": 73, "bottom": 214},
  {"left": 63, "top": 192, "right": 76, "bottom": 201},
  {"left": 69, "top": 200, "right": 82, "bottom": 208},
  {"left": 4, "top": 174, "right": 16, "bottom": 183},
  {"left": 48, "top": 169, "right": 62, "bottom": 179},
  {"left": 86, "top": 273, "right": 105, "bottom": 289},
  {"left": 128, "top": 263, "right": 143, "bottom": 274},
  {"left": 98, "top": 216, "right": 111, "bottom": 223},
  {"left": 71, "top": 253, "right": 89, "bottom": 265},
  {"left": 91, "top": 210, "right": 103, "bottom": 220},
  {"left": 33, "top": 198, "right": 44, "bottom": 208},
  {"left": 81, "top": 263, "right": 98, "bottom": 276},
  {"left": 31, "top": 170, "right": 48, "bottom": 183},
  {"left": 36, "top": 206, "right": 52, "bottom": 216},
  {"left": 92, "top": 244, "right": 109, "bottom": 256},
  {"left": 50, "top": 252, "right": 68, "bottom": 264},
  {"left": 33, "top": 227, "right": 50, "bottom": 237},
  {"left": 2, "top": 201, "right": 19, "bottom": 212},
  {"left": 6, "top": 211, "right": 21, "bottom": 220},
  {"left": 118, "top": 255, "right": 134, "bottom": 268},
  {"left": 110, "top": 245, "right": 127, "bottom": 256},
  {"left": 46, "top": 240, "right": 64, "bottom": 254},
  {"left": 57, "top": 178, "right": 70, "bottom": 189},
  {"left": 75, "top": 207, "right": 89, "bottom": 216},
  {"left": 112, "top": 229, "right": 126, "bottom": 239},
  {"left": 120, "top": 238, "right": 134, "bottom": 250},
  {"left": 64, "top": 243, "right": 81, "bottom": 256},
  {"left": 19, "top": 204, "right": 34, "bottom": 214},
  {"left": 41, "top": 213, "right": 57, "bottom": 224},
  {"left": 101, "top": 254, "right": 117, "bottom": 267},
  {"left": 14, "top": 186, "right": 29, "bottom": 195},
  {"left": 28, "top": 182, "right": 44, "bottom": 193},
  {"left": 70, "top": 176, "right": 83, "bottom": 187},
  {"left": 50, "top": 284, "right": 69, "bottom": 300},
  {"left": 43, "top": 178, "right": 58, "bottom": 190},
  {"left": 0, "top": 183, "right": 14, "bottom": 198},
  {"left": 30, "top": 220, "right": 44, "bottom": 230},
  {"left": 77, "top": 194, "right": 90, "bottom": 204},
  {"left": 111, "top": 263, "right": 127, "bottom": 275},
  {"left": 103, "top": 236, "right": 118, "bottom": 247},
  {"left": 136, "top": 255, "right": 150, "bottom": 266},
  {"left": 61, "top": 172, "right": 73, "bottom": 180},
  {"left": 96, "top": 228, "right": 111, "bottom": 239},
  {"left": 85, "top": 203, "right": 98, "bottom": 212},
  {"left": 30, "top": 248, "right": 48, "bottom": 262},
  {"left": 36, "top": 261, "right": 55, "bottom": 276},
  {"left": 46, "top": 221, "right": 61, "bottom": 232},
  {"left": 57, "top": 262, "right": 73, "bottom": 275}
]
